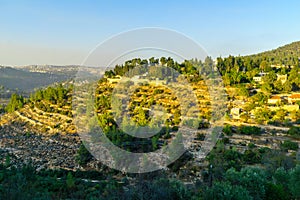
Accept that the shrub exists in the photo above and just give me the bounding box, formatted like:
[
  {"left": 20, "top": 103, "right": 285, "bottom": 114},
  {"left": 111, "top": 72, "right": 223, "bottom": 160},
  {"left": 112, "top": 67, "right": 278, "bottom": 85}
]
[
  {"left": 287, "top": 126, "right": 300, "bottom": 137},
  {"left": 5, "top": 93, "right": 25, "bottom": 113},
  {"left": 76, "top": 143, "right": 93, "bottom": 166},
  {"left": 238, "top": 125, "right": 262, "bottom": 135},
  {"left": 204, "top": 181, "right": 252, "bottom": 200},
  {"left": 280, "top": 140, "right": 298, "bottom": 151},
  {"left": 223, "top": 124, "right": 233, "bottom": 136}
]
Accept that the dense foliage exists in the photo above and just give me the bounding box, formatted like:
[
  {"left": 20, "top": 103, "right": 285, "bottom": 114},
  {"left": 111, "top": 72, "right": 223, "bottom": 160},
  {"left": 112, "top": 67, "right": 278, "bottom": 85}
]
[
  {"left": 216, "top": 41, "right": 300, "bottom": 92},
  {"left": 5, "top": 93, "right": 25, "bottom": 113},
  {"left": 2, "top": 43, "right": 300, "bottom": 199},
  {"left": 29, "top": 84, "right": 73, "bottom": 117},
  {"left": 1, "top": 149, "right": 299, "bottom": 200}
]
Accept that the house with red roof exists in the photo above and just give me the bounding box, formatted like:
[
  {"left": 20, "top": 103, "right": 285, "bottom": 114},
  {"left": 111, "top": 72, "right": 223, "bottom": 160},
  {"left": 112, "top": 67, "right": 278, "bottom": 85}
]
[
  {"left": 268, "top": 95, "right": 281, "bottom": 104},
  {"left": 288, "top": 94, "right": 300, "bottom": 104}
]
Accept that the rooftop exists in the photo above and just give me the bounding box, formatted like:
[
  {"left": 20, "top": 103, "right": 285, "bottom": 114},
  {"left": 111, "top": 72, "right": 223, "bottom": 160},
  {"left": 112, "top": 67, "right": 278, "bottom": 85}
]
[
  {"left": 270, "top": 96, "right": 281, "bottom": 100},
  {"left": 289, "top": 94, "right": 300, "bottom": 99}
]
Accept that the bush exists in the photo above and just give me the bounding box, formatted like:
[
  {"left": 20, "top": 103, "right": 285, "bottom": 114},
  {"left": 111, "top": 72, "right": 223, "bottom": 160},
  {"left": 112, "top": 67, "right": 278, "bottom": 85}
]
[
  {"left": 222, "top": 137, "right": 230, "bottom": 144},
  {"left": 196, "top": 132, "right": 205, "bottom": 141},
  {"left": 238, "top": 125, "right": 262, "bottom": 135},
  {"left": 287, "top": 126, "right": 300, "bottom": 137},
  {"left": 223, "top": 124, "right": 233, "bottom": 136},
  {"left": 248, "top": 142, "right": 256, "bottom": 149},
  {"left": 289, "top": 165, "right": 300, "bottom": 199},
  {"left": 123, "top": 178, "right": 191, "bottom": 200},
  {"left": 0, "top": 104, "right": 5, "bottom": 113},
  {"left": 243, "top": 149, "right": 261, "bottom": 164},
  {"left": 265, "top": 182, "right": 289, "bottom": 200},
  {"left": 280, "top": 140, "right": 298, "bottom": 151},
  {"left": 5, "top": 93, "right": 25, "bottom": 113},
  {"left": 204, "top": 181, "right": 252, "bottom": 200},
  {"left": 225, "top": 167, "right": 267, "bottom": 200},
  {"left": 76, "top": 143, "right": 93, "bottom": 166}
]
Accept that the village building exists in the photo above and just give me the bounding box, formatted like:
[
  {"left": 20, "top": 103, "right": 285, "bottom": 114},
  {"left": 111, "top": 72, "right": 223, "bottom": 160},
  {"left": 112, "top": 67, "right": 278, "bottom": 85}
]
[
  {"left": 288, "top": 94, "right": 300, "bottom": 104},
  {"left": 276, "top": 74, "right": 288, "bottom": 84},
  {"left": 267, "top": 95, "right": 281, "bottom": 105},
  {"left": 230, "top": 107, "right": 241, "bottom": 119},
  {"left": 253, "top": 72, "right": 268, "bottom": 83},
  {"left": 106, "top": 75, "right": 122, "bottom": 84},
  {"left": 253, "top": 76, "right": 262, "bottom": 82}
]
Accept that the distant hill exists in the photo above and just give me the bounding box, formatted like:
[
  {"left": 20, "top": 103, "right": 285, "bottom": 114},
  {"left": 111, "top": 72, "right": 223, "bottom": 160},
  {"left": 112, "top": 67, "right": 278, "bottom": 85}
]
[
  {"left": 0, "top": 66, "right": 74, "bottom": 93},
  {"left": 0, "top": 65, "right": 101, "bottom": 94},
  {"left": 14, "top": 65, "right": 80, "bottom": 76},
  {"left": 243, "top": 41, "right": 300, "bottom": 66}
]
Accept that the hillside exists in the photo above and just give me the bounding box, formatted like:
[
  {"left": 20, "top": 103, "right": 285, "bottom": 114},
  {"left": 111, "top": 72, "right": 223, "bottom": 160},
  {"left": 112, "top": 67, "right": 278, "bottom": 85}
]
[
  {"left": 0, "top": 66, "right": 72, "bottom": 92},
  {"left": 243, "top": 41, "right": 300, "bottom": 67},
  {"left": 0, "top": 65, "right": 101, "bottom": 100},
  {"left": 0, "top": 53, "right": 299, "bottom": 197}
]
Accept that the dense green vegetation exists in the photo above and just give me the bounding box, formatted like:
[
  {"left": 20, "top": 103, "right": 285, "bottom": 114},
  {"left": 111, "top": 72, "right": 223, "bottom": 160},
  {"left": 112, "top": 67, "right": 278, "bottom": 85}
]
[
  {"left": 288, "top": 126, "right": 300, "bottom": 138},
  {"left": 76, "top": 142, "right": 93, "bottom": 166},
  {"left": 204, "top": 165, "right": 300, "bottom": 200},
  {"left": 245, "top": 41, "right": 300, "bottom": 66},
  {"left": 0, "top": 104, "right": 4, "bottom": 114},
  {"left": 104, "top": 57, "right": 203, "bottom": 77},
  {"left": 1, "top": 42, "right": 300, "bottom": 199},
  {"left": 216, "top": 42, "right": 300, "bottom": 92},
  {"left": 238, "top": 125, "right": 262, "bottom": 135},
  {"left": 29, "top": 84, "right": 73, "bottom": 117},
  {"left": 5, "top": 93, "right": 25, "bottom": 113},
  {"left": 3, "top": 84, "right": 72, "bottom": 115},
  {"left": 281, "top": 140, "right": 299, "bottom": 151},
  {"left": 1, "top": 147, "right": 299, "bottom": 200}
]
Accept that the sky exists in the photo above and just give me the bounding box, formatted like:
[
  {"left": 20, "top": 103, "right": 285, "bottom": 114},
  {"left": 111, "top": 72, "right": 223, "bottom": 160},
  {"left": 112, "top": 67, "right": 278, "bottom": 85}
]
[{"left": 1, "top": 0, "right": 300, "bottom": 66}]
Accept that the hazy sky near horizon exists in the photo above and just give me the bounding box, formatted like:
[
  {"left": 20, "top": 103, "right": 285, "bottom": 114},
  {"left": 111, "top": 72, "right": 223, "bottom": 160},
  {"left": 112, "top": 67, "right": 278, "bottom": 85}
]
[{"left": 1, "top": 0, "right": 300, "bottom": 66}]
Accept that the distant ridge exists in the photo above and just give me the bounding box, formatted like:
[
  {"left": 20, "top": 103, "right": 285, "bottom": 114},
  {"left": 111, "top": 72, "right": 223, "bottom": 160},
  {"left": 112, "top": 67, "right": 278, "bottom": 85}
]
[
  {"left": 0, "top": 65, "right": 101, "bottom": 93},
  {"left": 0, "top": 66, "right": 72, "bottom": 93},
  {"left": 243, "top": 41, "right": 300, "bottom": 66}
]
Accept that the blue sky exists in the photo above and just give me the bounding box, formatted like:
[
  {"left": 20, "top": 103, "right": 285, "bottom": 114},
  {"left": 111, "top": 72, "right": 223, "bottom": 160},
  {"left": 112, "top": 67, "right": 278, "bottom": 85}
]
[{"left": 1, "top": 0, "right": 300, "bottom": 66}]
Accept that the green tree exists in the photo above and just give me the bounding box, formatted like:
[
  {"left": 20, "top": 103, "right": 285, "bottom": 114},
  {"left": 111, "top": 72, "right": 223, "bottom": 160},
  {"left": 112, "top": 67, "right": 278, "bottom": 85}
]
[
  {"left": 280, "top": 140, "right": 298, "bottom": 151},
  {"left": 237, "top": 86, "right": 249, "bottom": 97},
  {"left": 6, "top": 93, "right": 25, "bottom": 113},
  {"left": 137, "top": 107, "right": 147, "bottom": 126},
  {"left": 251, "top": 92, "right": 268, "bottom": 106},
  {"left": 225, "top": 167, "right": 267, "bottom": 200},
  {"left": 66, "top": 172, "right": 75, "bottom": 189},
  {"left": 282, "top": 80, "right": 292, "bottom": 93},
  {"left": 152, "top": 136, "right": 159, "bottom": 150},
  {"left": 160, "top": 57, "right": 167, "bottom": 66},
  {"left": 265, "top": 182, "right": 289, "bottom": 200},
  {"left": 274, "top": 109, "right": 287, "bottom": 121},
  {"left": 261, "top": 82, "right": 273, "bottom": 94},
  {"left": 274, "top": 80, "right": 283, "bottom": 91},
  {"left": 260, "top": 60, "right": 269, "bottom": 71},
  {"left": 223, "top": 73, "right": 232, "bottom": 86},
  {"left": 76, "top": 143, "right": 93, "bottom": 166},
  {"left": 254, "top": 107, "right": 271, "bottom": 124},
  {"left": 287, "top": 126, "right": 300, "bottom": 137},
  {"left": 223, "top": 124, "right": 233, "bottom": 136},
  {"left": 289, "top": 165, "right": 300, "bottom": 199},
  {"left": 262, "top": 71, "right": 277, "bottom": 83},
  {"left": 204, "top": 181, "right": 252, "bottom": 200}
]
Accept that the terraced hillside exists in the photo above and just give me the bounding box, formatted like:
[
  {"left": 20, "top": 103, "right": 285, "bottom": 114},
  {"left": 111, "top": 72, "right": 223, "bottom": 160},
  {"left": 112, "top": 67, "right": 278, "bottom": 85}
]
[
  {"left": 0, "top": 57, "right": 299, "bottom": 176},
  {"left": 94, "top": 77, "right": 213, "bottom": 126},
  {"left": 0, "top": 105, "right": 75, "bottom": 134}
]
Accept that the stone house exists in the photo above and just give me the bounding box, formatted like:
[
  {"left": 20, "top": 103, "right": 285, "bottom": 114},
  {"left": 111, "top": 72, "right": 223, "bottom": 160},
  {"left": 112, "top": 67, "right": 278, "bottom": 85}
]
[{"left": 267, "top": 95, "right": 281, "bottom": 105}]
